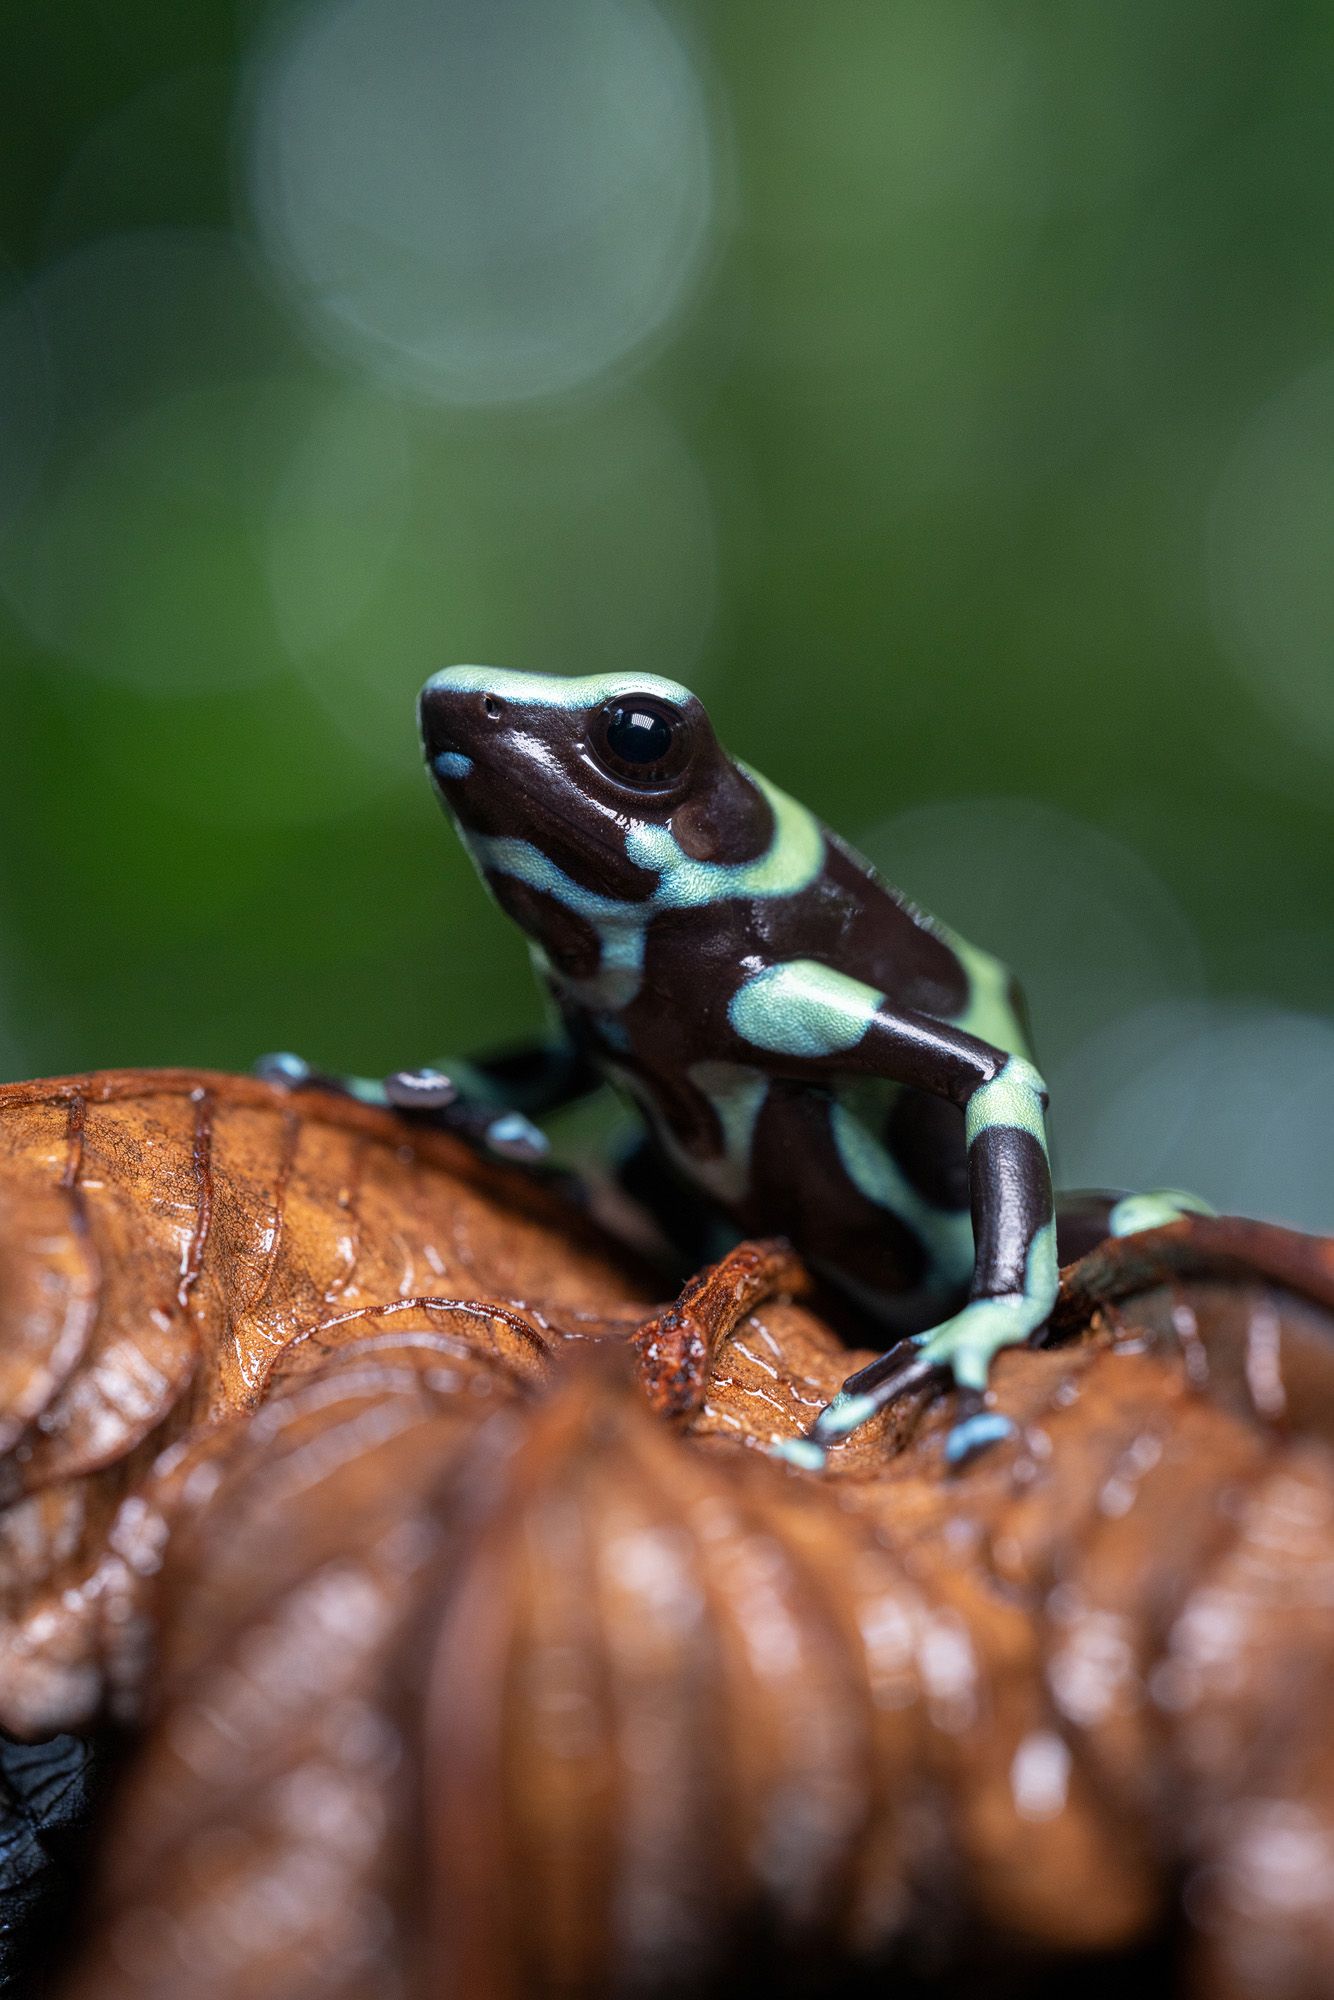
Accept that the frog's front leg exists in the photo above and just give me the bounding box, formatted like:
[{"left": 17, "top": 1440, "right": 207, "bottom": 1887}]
[
  {"left": 726, "top": 960, "right": 1056, "bottom": 1465},
  {"left": 815, "top": 1057, "right": 1057, "bottom": 1462},
  {"left": 256, "top": 1039, "right": 600, "bottom": 1163}
]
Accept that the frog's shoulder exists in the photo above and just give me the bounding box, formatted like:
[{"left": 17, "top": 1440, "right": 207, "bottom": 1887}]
[
  {"left": 819, "top": 833, "right": 1031, "bottom": 1055},
  {"left": 821, "top": 829, "right": 951, "bottom": 938},
  {"left": 813, "top": 832, "right": 973, "bottom": 1019}
]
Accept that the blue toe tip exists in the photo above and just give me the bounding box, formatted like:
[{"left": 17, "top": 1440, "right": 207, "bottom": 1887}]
[
  {"left": 486, "top": 1112, "right": 549, "bottom": 1159},
  {"left": 945, "top": 1410, "right": 1016, "bottom": 1465},
  {"left": 257, "top": 1051, "right": 309, "bottom": 1085},
  {"left": 772, "top": 1436, "right": 826, "bottom": 1472}
]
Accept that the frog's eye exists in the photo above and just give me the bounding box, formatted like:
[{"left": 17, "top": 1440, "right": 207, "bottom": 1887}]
[{"left": 589, "top": 695, "right": 692, "bottom": 788}]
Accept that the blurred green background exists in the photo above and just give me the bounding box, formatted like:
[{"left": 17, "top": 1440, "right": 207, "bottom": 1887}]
[{"left": 1, "top": 0, "right": 1330, "bottom": 1224}]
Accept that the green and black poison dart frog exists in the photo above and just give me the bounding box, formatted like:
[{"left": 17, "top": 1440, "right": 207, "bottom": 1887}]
[{"left": 264, "top": 667, "right": 1209, "bottom": 1465}]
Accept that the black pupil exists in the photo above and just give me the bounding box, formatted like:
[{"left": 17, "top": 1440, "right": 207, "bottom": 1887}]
[{"left": 606, "top": 705, "right": 673, "bottom": 766}]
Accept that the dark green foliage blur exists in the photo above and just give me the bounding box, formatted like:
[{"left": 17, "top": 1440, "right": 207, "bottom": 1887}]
[{"left": 0, "top": 1, "right": 1330, "bottom": 1220}]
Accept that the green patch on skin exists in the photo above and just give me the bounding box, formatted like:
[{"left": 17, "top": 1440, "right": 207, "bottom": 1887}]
[
  {"left": 1109, "top": 1189, "right": 1216, "bottom": 1236},
  {"left": 729, "top": 958, "right": 879, "bottom": 1057},
  {"left": 949, "top": 934, "right": 1033, "bottom": 1057},
  {"left": 625, "top": 768, "right": 825, "bottom": 909},
  {"left": 424, "top": 664, "right": 696, "bottom": 711},
  {"left": 829, "top": 1088, "right": 975, "bottom": 1288},
  {"left": 683, "top": 1061, "right": 770, "bottom": 1203},
  {"left": 462, "top": 836, "right": 647, "bottom": 1011},
  {"left": 464, "top": 835, "right": 641, "bottom": 933},
  {"left": 964, "top": 1056, "right": 1048, "bottom": 1146},
  {"left": 632, "top": 1059, "right": 769, "bottom": 1206}
]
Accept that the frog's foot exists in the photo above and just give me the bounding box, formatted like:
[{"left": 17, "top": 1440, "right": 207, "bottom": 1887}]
[
  {"left": 384, "top": 1069, "right": 550, "bottom": 1163},
  {"left": 803, "top": 1348, "right": 940, "bottom": 1465},
  {"left": 806, "top": 1295, "right": 1044, "bottom": 1466},
  {"left": 1108, "top": 1188, "right": 1216, "bottom": 1238},
  {"left": 255, "top": 1054, "right": 548, "bottom": 1164}
]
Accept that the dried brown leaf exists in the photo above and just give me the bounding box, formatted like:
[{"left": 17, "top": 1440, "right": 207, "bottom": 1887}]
[{"left": 0, "top": 1071, "right": 1329, "bottom": 1998}]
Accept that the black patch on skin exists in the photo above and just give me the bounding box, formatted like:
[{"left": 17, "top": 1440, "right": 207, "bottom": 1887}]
[
  {"left": 467, "top": 1039, "right": 601, "bottom": 1112},
  {"left": 812, "top": 840, "right": 971, "bottom": 1017},
  {"left": 1054, "top": 1190, "right": 1125, "bottom": 1264},
  {"left": 422, "top": 678, "right": 733, "bottom": 900},
  {"left": 423, "top": 696, "right": 656, "bottom": 902},
  {"left": 670, "top": 758, "right": 772, "bottom": 864},
  {"left": 885, "top": 1089, "right": 971, "bottom": 1211},
  {"left": 624, "top": 836, "right": 977, "bottom": 1051},
  {"left": 615, "top": 1132, "right": 726, "bottom": 1274},
  {"left": 969, "top": 1126, "right": 1053, "bottom": 1297},
  {"left": 744, "top": 1083, "right": 929, "bottom": 1300},
  {"left": 613, "top": 1050, "right": 729, "bottom": 1165}
]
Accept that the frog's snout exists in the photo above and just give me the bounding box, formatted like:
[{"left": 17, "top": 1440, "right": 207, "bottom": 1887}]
[{"left": 419, "top": 668, "right": 507, "bottom": 782}]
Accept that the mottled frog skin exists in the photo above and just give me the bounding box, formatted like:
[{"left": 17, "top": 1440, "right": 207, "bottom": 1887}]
[{"left": 274, "top": 666, "right": 1207, "bottom": 1464}]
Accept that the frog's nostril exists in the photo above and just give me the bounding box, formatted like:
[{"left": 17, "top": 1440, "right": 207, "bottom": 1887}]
[{"left": 481, "top": 694, "right": 504, "bottom": 721}]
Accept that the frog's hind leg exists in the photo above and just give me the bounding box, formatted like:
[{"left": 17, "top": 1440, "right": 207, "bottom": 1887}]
[{"left": 1055, "top": 1187, "right": 1216, "bottom": 1264}]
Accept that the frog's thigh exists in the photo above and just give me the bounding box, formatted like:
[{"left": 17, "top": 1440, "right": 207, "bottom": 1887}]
[{"left": 883, "top": 1087, "right": 970, "bottom": 1213}]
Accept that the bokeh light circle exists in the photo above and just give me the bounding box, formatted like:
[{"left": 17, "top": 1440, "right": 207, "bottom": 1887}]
[
  {"left": 1051, "top": 1003, "right": 1334, "bottom": 1232},
  {"left": 247, "top": 0, "right": 719, "bottom": 405},
  {"left": 276, "top": 392, "right": 719, "bottom": 765},
  {"left": 859, "top": 796, "right": 1204, "bottom": 1078},
  {"left": 0, "top": 277, "right": 52, "bottom": 545},
  {"left": 1209, "top": 354, "right": 1334, "bottom": 764},
  {"left": 1, "top": 375, "right": 393, "bottom": 696}
]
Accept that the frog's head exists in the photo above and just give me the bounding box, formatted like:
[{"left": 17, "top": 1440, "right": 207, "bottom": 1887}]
[{"left": 419, "top": 666, "right": 774, "bottom": 938}]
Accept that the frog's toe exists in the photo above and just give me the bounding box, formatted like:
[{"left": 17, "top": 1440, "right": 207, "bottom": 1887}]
[
  {"left": 809, "top": 1354, "right": 939, "bottom": 1448},
  {"left": 944, "top": 1406, "right": 1016, "bottom": 1466},
  {"left": 256, "top": 1054, "right": 388, "bottom": 1106},
  {"left": 386, "top": 1091, "right": 550, "bottom": 1163},
  {"left": 383, "top": 1067, "right": 459, "bottom": 1111},
  {"left": 838, "top": 1335, "right": 926, "bottom": 1401},
  {"left": 809, "top": 1389, "right": 880, "bottom": 1447},
  {"left": 256, "top": 1051, "right": 313, "bottom": 1086},
  {"left": 772, "top": 1434, "right": 827, "bottom": 1472},
  {"left": 480, "top": 1110, "right": 550, "bottom": 1163}
]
